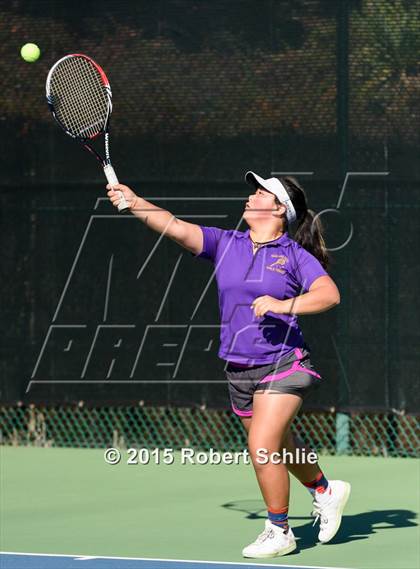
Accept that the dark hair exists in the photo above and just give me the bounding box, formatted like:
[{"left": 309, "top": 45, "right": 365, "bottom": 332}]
[{"left": 274, "top": 176, "right": 330, "bottom": 270}]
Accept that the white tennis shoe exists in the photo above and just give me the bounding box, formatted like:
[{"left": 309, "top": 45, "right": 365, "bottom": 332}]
[
  {"left": 312, "top": 480, "right": 351, "bottom": 543},
  {"left": 242, "top": 520, "right": 297, "bottom": 558}
]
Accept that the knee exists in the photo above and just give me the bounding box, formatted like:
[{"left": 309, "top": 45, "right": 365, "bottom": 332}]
[
  {"left": 248, "top": 438, "right": 285, "bottom": 470},
  {"left": 248, "top": 441, "right": 264, "bottom": 466}
]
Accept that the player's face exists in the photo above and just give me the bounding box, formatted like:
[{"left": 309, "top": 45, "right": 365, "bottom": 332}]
[{"left": 244, "top": 188, "right": 279, "bottom": 220}]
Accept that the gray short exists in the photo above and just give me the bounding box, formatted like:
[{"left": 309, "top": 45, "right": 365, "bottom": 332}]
[{"left": 225, "top": 347, "right": 322, "bottom": 417}]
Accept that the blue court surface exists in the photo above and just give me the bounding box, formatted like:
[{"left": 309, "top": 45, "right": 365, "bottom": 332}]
[{"left": 0, "top": 553, "right": 351, "bottom": 569}]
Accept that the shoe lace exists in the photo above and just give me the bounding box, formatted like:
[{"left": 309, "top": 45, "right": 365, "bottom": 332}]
[
  {"left": 255, "top": 527, "right": 275, "bottom": 544},
  {"left": 311, "top": 500, "right": 329, "bottom": 527}
]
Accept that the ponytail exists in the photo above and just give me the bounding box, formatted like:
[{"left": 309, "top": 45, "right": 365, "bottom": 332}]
[
  {"left": 278, "top": 176, "right": 330, "bottom": 271},
  {"left": 294, "top": 208, "right": 329, "bottom": 270}
]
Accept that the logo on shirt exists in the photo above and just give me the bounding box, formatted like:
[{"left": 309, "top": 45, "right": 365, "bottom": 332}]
[{"left": 266, "top": 254, "right": 288, "bottom": 274}]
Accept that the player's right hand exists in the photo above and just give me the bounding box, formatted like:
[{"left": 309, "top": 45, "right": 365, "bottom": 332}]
[{"left": 106, "top": 183, "right": 138, "bottom": 211}]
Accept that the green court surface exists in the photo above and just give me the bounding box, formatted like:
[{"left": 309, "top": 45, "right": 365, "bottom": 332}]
[{"left": 1, "top": 447, "right": 419, "bottom": 569}]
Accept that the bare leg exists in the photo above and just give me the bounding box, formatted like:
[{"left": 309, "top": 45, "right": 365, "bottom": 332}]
[
  {"left": 240, "top": 416, "right": 252, "bottom": 433},
  {"left": 241, "top": 417, "right": 321, "bottom": 484},
  {"left": 282, "top": 429, "right": 321, "bottom": 483},
  {"left": 247, "top": 393, "right": 302, "bottom": 510}
]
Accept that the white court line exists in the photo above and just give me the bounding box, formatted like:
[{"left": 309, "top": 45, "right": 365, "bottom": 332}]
[{"left": 0, "top": 551, "right": 354, "bottom": 569}]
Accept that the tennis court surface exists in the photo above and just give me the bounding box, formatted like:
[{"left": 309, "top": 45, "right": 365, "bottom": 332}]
[
  {"left": 1, "top": 448, "right": 418, "bottom": 569},
  {"left": 0, "top": 552, "right": 355, "bottom": 569}
]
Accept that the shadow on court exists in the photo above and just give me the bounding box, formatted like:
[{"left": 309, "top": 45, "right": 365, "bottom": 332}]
[{"left": 222, "top": 501, "right": 418, "bottom": 551}]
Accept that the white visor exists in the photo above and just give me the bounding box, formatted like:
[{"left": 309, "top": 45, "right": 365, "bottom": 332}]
[{"left": 245, "top": 171, "right": 297, "bottom": 224}]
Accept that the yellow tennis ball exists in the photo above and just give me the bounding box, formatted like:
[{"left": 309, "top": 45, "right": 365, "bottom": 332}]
[{"left": 20, "top": 43, "right": 41, "bottom": 63}]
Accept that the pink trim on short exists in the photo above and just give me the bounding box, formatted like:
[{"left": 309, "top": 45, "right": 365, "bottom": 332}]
[
  {"left": 258, "top": 367, "right": 296, "bottom": 384},
  {"left": 258, "top": 350, "right": 321, "bottom": 385},
  {"left": 231, "top": 403, "right": 253, "bottom": 417}
]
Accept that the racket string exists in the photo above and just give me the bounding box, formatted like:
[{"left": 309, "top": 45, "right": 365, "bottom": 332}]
[
  {"left": 49, "top": 56, "right": 110, "bottom": 139},
  {"left": 62, "top": 56, "right": 107, "bottom": 137},
  {"left": 58, "top": 56, "right": 107, "bottom": 137}
]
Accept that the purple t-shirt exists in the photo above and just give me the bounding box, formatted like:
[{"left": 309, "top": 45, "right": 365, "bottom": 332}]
[{"left": 195, "top": 226, "right": 328, "bottom": 365}]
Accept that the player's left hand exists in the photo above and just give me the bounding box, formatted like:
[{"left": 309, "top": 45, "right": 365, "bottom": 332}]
[{"left": 251, "top": 295, "right": 284, "bottom": 318}]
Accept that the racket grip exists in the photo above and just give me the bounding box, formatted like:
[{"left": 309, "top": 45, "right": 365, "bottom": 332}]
[{"left": 103, "top": 164, "right": 130, "bottom": 213}]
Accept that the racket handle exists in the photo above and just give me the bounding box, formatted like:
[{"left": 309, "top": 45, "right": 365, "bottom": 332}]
[{"left": 103, "top": 164, "right": 130, "bottom": 213}]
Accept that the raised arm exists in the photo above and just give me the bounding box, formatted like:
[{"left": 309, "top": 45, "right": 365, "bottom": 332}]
[{"left": 107, "top": 183, "right": 203, "bottom": 255}]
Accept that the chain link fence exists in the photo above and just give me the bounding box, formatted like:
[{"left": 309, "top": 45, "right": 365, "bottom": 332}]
[
  {"left": 1, "top": 1, "right": 419, "bottom": 458},
  {"left": 1, "top": 404, "right": 418, "bottom": 458}
]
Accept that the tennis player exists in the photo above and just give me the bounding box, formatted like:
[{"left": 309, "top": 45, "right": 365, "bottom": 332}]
[{"left": 107, "top": 173, "right": 351, "bottom": 558}]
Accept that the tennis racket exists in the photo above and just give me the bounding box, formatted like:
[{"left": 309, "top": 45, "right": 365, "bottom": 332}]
[{"left": 46, "top": 53, "right": 129, "bottom": 213}]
